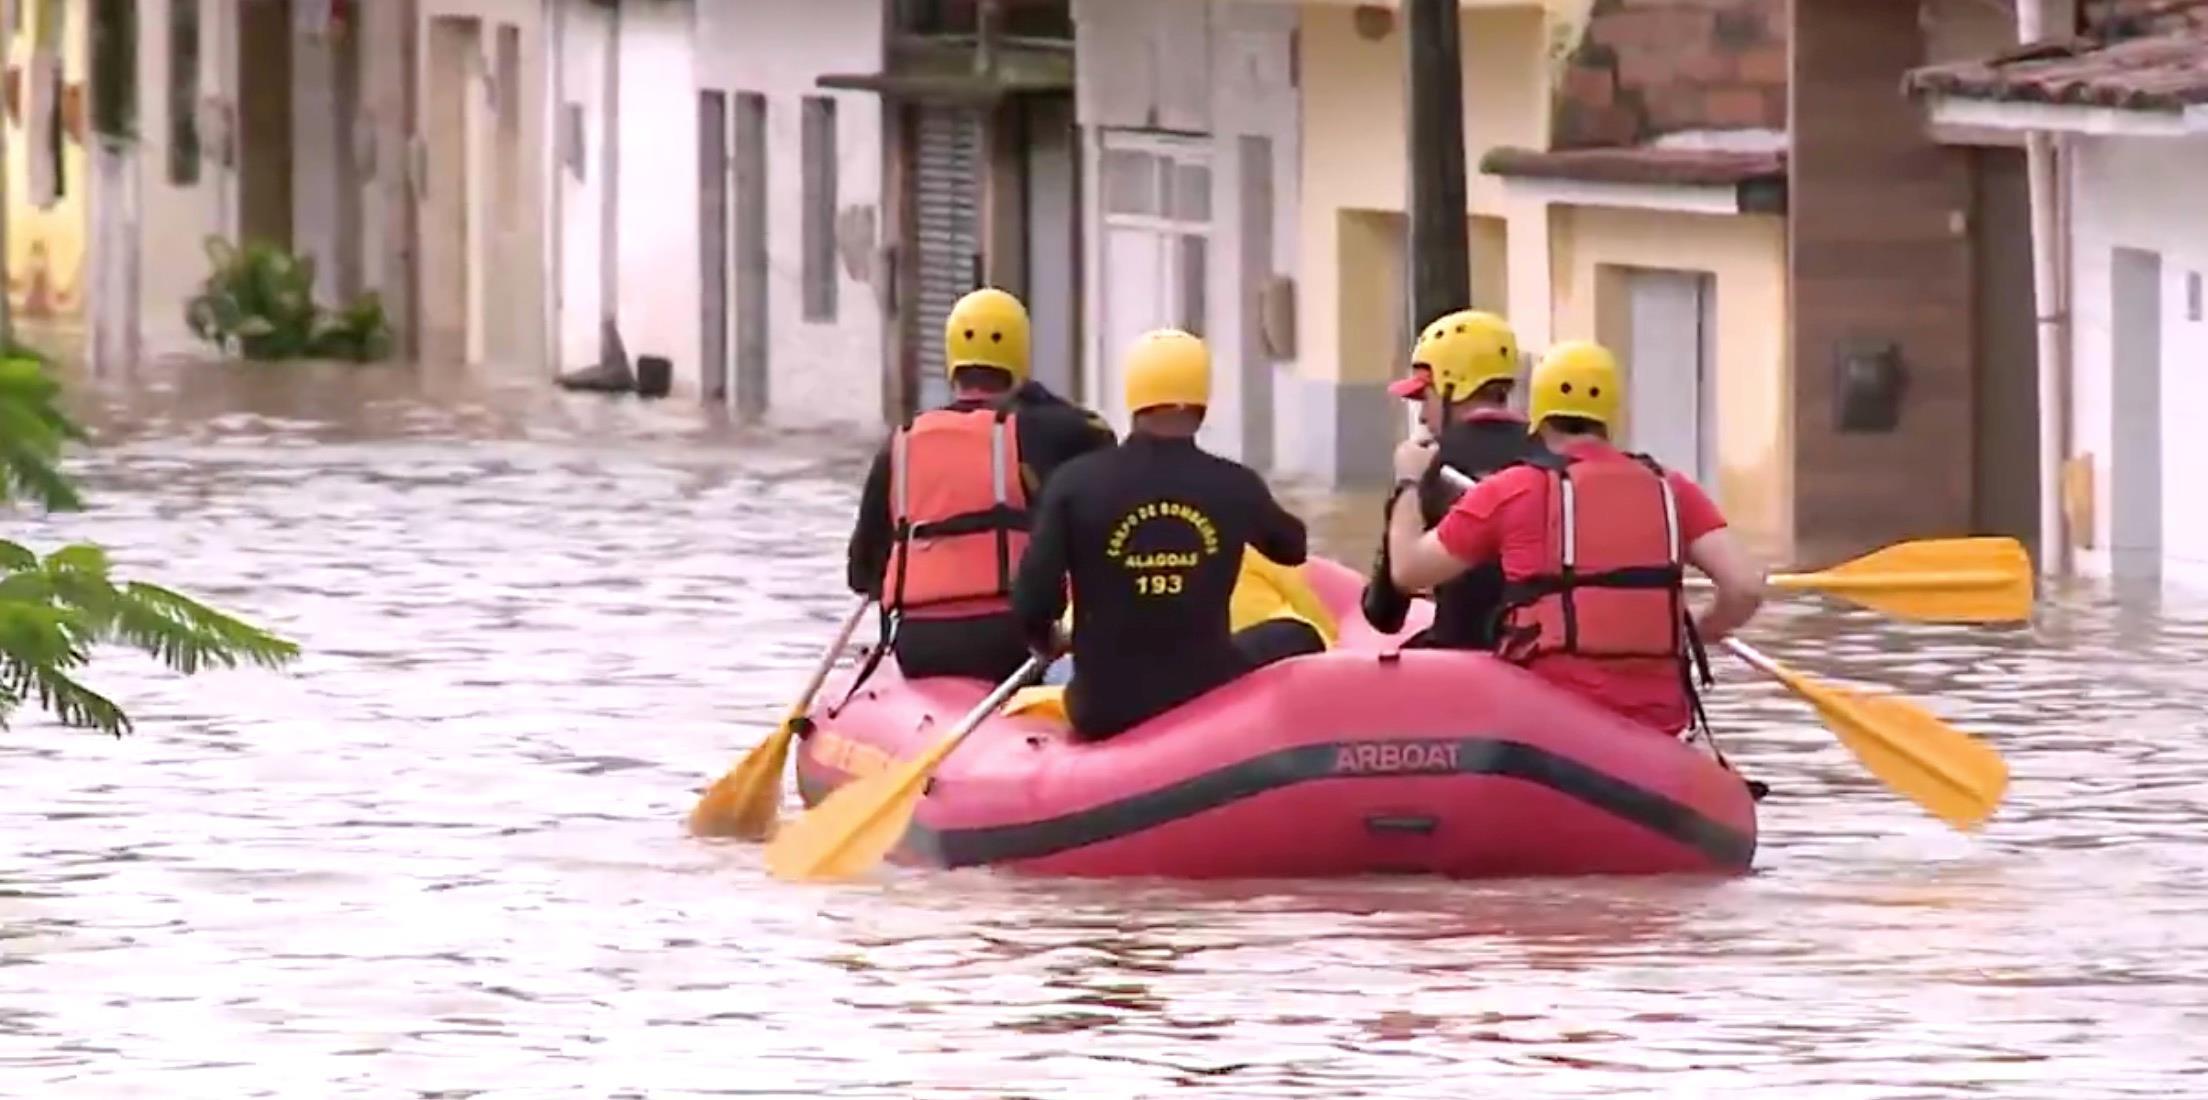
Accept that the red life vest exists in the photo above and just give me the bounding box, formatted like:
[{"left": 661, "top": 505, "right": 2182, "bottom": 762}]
[
  {"left": 1495, "top": 452, "right": 1686, "bottom": 664},
  {"left": 883, "top": 405, "right": 1030, "bottom": 619}
]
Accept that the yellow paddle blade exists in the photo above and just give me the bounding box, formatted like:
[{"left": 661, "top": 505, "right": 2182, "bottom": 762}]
[
  {"left": 1779, "top": 666, "right": 2010, "bottom": 830},
  {"left": 686, "top": 716, "right": 799, "bottom": 840},
  {"left": 764, "top": 732, "right": 963, "bottom": 882},
  {"left": 1004, "top": 684, "right": 1071, "bottom": 725},
  {"left": 1777, "top": 537, "right": 2034, "bottom": 624}
]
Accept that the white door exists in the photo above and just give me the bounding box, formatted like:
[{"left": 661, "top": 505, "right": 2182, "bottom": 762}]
[
  {"left": 1622, "top": 269, "right": 1716, "bottom": 483},
  {"left": 1094, "top": 133, "right": 1222, "bottom": 445}
]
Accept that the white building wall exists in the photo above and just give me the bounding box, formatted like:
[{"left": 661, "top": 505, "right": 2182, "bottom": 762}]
[
  {"left": 414, "top": 0, "right": 551, "bottom": 370},
  {"left": 611, "top": 0, "right": 700, "bottom": 395},
  {"left": 554, "top": 0, "right": 607, "bottom": 369},
  {"left": 2067, "top": 133, "right": 2208, "bottom": 591},
  {"left": 1072, "top": 0, "right": 1299, "bottom": 466},
  {"left": 695, "top": 0, "right": 885, "bottom": 427},
  {"left": 544, "top": 0, "right": 698, "bottom": 392},
  {"left": 131, "top": 0, "right": 231, "bottom": 357}
]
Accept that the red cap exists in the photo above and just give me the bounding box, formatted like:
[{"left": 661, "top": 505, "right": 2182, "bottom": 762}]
[{"left": 1389, "top": 370, "right": 1431, "bottom": 399}]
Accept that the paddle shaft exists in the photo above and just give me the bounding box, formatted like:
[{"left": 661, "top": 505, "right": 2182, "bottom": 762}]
[
  {"left": 788, "top": 598, "right": 872, "bottom": 719},
  {"left": 1723, "top": 636, "right": 1782, "bottom": 678},
  {"left": 941, "top": 654, "right": 1052, "bottom": 749},
  {"left": 1436, "top": 465, "right": 1824, "bottom": 594}
]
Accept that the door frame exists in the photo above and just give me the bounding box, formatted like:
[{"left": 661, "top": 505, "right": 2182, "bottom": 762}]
[{"left": 1083, "top": 127, "right": 1215, "bottom": 433}]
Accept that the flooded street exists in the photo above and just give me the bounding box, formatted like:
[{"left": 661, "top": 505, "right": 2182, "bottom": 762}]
[{"left": 5, "top": 358, "right": 2207, "bottom": 1098}]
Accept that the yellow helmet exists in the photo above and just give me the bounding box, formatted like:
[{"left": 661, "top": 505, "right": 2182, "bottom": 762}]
[
  {"left": 1122, "top": 328, "right": 1211, "bottom": 413},
  {"left": 1526, "top": 340, "right": 1622, "bottom": 431},
  {"left": 1393, "top": 310, "right": 1519, "bottom": 403},
  {"left": 943, "top": 287, "right": 1031, "bottom": 382}
]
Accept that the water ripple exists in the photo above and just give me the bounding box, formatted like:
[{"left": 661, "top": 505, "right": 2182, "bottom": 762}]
[{"left": 0, "top": 359, "right": 2204, "bottom": 1096}]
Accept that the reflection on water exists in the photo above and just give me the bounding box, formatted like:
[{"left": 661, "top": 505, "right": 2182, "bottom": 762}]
[{"left": 3, "top": 357, "right": 2206, "bottom": 1097}]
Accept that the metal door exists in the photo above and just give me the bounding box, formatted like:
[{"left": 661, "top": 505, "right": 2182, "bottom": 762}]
[{"left": 909, "top": 106, "right": 982, "bottom": 411}]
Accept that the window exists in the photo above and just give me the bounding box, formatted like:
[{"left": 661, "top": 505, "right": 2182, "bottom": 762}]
[
  {"left": 167, "top": 0, "right": 201, "bottom": 184},
  {"left": 800, "top": 95, "right": 838, "bottom": 322}
]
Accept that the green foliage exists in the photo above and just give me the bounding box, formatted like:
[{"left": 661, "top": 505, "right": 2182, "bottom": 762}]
[
  {"left": 0, "top": 541, "right": 300, "bottom": 735},
  {"left": 184, "top": 237, "right": 392, "bottom": 363},
  {"left": 0, "top": 356, "right": 303, "bottom": 736},
  {"left": 0, "top": 356, "right": 86, "bottom": 512}
]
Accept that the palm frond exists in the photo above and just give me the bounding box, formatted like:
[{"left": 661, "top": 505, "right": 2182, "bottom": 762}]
[
  {"left": 0, "top": 656, "right": 132, "bottom": 736},
  {"left": 2, "top": 544, "right": 299, "bottom": 735},
  {"left": 114, "top": 581, "right": 302, "bottom": 671},
  {"left": 0, "top": 357, "right": 87, "bottom": 512}
]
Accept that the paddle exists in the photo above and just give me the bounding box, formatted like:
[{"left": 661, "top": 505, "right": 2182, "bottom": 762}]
[
  {"left": 1725, "top": 638, "right": 2008, "bottom": 830},
  {"left": 688, "top": 597, "right": 872, "bottom": 840},
  {"left": 1687, "top": 536, "right": 2031, "bottom": 624},
  {"left": 765, "top": 654, "right": 1050, "bottom": 882},
  {"left": 1433, "top": 466, "right": 2032, "bottom": 624},
  {"left": 1428, "top": 465, "right": 2016, "bottom": 827}
]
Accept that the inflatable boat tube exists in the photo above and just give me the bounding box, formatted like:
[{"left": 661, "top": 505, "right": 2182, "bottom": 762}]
[{"left": 794, "top": 557, "right": 1758, "bottom": 879}]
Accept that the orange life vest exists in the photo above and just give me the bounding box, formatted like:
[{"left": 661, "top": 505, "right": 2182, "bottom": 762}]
[
  {"left": 1495, "top": 452, "right": 1686, "bottom": 664},
  {"left": 883, "top": 405, "right": 1030, "bottom": 619}
]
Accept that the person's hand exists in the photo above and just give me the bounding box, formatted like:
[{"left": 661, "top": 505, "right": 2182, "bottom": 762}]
[{"left": 1392, "top": 436, "right": 1436, "bottom": 482}]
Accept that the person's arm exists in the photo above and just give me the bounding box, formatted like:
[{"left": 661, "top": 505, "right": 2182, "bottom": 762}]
[
  {"left": 1360, "top": 483, "right": 1414, "bottom": 631},
  {"left": 1674, "top": 476, "right": 1765, "bottom": 642},
  {"left": 1385, "top": 437, "right": 1471, "bottom": 592},
  {"left": 1249, "top": 474, "right": 1308, "bottom": 567},
  {"left": 1387, "top": 498, "right": 1471, "bottom": 593},
  {"left": 845, "top": 445, "right": 893, "bottom": 597},
  {"left": 1010, "top": 474, "right": 1075, "bottom": 652}
]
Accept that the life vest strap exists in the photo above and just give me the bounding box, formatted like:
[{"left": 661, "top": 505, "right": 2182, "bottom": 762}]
[
  {"left": 1496, "top": 452, "right": 1687, "bottom": 664},
  {"left": 1500, "top": 564, "right": 1681, "bottom": 605},
  {"left": 909, "top": 504, "right": 1032, "bottom": 540}
]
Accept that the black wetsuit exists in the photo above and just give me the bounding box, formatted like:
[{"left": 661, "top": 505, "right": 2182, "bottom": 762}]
[
  {"left": 845, "top": 381, "right": 1115, "bottom": 681},
  {"left": 1011, "top": 432, "right": 1316, "bottom": 739}
]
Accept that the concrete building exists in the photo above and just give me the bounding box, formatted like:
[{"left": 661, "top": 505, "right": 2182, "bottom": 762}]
[
  {"left": 694, "top": 0, "right": 885, "bottom": 424},
  {"left": 3, "top": 0, "right": 420, "bottom": 363},
  {"left": 819, "top": 0, "right": 1078, "bottom": 422},
  {"left": 1072, "top": 0, "right": 1299, "bottom": 466},
  {"left": 412, "top": 0, "right": 554, "bottom": 372},
  {"left": 1907, "top": 2, "right": 2208, "bottom": 589},
  {"left": 1279, "top": 0, "right": 1796, "bottom": 557},
  {"left": 3, "top": 0, "right": 91, "bottom": 330}
]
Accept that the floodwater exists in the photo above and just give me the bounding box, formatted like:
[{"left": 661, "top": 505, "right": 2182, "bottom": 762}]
[{"left": 5, "top": 356, "right": 2207, "bottom": 1099}]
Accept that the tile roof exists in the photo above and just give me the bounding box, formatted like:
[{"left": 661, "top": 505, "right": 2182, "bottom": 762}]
[{"left": 1904, "top": 28, "right": 2208, "bottom": 112}]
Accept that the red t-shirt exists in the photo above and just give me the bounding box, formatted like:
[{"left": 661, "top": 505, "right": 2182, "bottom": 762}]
[{"left": 1434, "top": 440, "right": 1727, "bottom": 734}]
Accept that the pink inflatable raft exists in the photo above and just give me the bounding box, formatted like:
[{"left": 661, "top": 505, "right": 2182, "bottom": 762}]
[{"left": 793, "top": 558, "right": 1758, "bottom": 879}]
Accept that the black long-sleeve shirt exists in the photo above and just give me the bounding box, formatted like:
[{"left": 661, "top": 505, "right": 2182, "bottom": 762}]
[
  {"left": 1362, "top": 415, "right": 1547, "bottom": 647},
  {"left": 845, "top": 381, "right": 1115, "bottom": 598},
  {"left": 1011, "top": 432, "right": 1307, "bottom": 736}
]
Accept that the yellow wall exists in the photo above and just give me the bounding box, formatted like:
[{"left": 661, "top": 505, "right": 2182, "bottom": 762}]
[
  {"left": 4, "top": 0, "right": 90, "bottom": 321},
  {"left": 1549, "top": 204, "right": 1793, "bottom": 559},
  {"left": 1298, "top": 3, "right": 1551, "bottom": 386}
]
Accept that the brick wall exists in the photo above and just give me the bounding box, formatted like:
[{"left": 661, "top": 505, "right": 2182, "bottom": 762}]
[
  {"left": 1788, "top": 0, "right": 1977, "bottom": 563},
  {"left": 1553, "top": 0, "right": 1787, "bottom": 149}
]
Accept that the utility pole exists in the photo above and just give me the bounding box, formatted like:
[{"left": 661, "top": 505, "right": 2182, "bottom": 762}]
[{"left": 1404, "top": 0, "right": 1470, "bottom": 333}]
